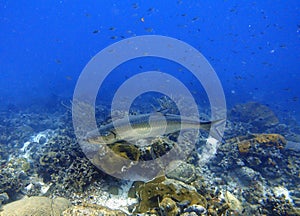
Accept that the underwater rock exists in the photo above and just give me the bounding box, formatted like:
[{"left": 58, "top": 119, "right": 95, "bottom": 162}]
[
  {"left": 286, "top": 133, "right": 300, "bottom": 143},
  {"left": 286, "top": 141, "right": 300, "bottom": 152},
  {"left": 230, "top": 101, "right": 279, "bottom": 132},
  {"left": 242, "top": 183, "right": 264, "bottom": 205},
  {"left": 127, "top": 181, "right": 144, "bottom": 198},
  {"left": 0, "top": 196, "right": 71, "bottom": 216},
  {"left": 260, "top": 193, "right": 300, "bottom": 215},
  {"left": 207, "top": 129, "right": 300, "bottom": 214},
  {"left": 62, "top": 203, "right": 128, "bottom": 216},
  {"left": 216, "top": 133, "right": 287, "bottom": 177},
  {"left": 0, "top": 123, "right": 34, "bottom": 157},
  {"left": 0, "top": 193, "right": 9, "bottom": 209},
  {"left": 234, "top": 134, "right": 287, "bottom": 178},
  {"left": 235, "top": 133, "right": 286, "bottom": 154},
  {"left": 235, "top": 166, "right": 262, "bottom": 185},
  {"left": 0, "top": 157, "right": 32, "bottom": 199},
  {"left": 224, "top": 191, "right": 243, "bottom": 213},
  {"left": 91, "top": 145, "right": 137, "bottom": 177},
  {"left": 109, "top": 143, "right": 140, "bottom": 161},
  {"left": 0, "top": 193, "right": 9, "bottom": 202},
  {"left": 285, "top": 150, "right": 300, "bottom": 182},
  {"left": 166, "top": 160, "right": 197, "bottom": 184},
  {"left": 90, "top": 136, "right": 179, "bottom": 180},
  {"left": 212, "top": 133, "right": 290, "bottom": 180},
  {"left": 159, "top": 197, "right": 179, "bottom": 216},
  {"left": 133, "top": 176, "right": 207, "bottom": 214},
  {"left": 106, "top": 136, "right": 177, "bottom": 163},
  {"left": 183, "top": 204, "right": 206, "bottom": 215}
]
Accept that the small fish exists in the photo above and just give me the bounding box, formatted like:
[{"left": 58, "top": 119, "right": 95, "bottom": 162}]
[
  {"left": 110, "top": 36, "right": 118, "bottom": 39},
  {"left": 65, "top": 76, "right": 72, "bottom": 81},
  {"left": 132, "top": 3, "right": 139, "bottom": 9},
  {"left": 145, "top": 27, "right": 153, "bottom": 32},
  {"left": 85, "top": 113, "right": 224, "bottom": 144},
  {"left": 279, "top": 44, "right": 286, "bottom": 48},
  {"left": 55, "top": 59, "right": 61, "bottom": 64},
  {"left": 192, "top": 17, "right": 199, "bottom": 21}
]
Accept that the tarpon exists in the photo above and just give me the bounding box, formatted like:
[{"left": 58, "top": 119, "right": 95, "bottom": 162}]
[{"left": 85, "top": 113, "right": 224, "bottom": 144}]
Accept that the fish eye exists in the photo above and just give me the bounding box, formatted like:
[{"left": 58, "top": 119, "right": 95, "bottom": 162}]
[
  {"left": 103, "top": 131, "right": 116, "bottom": 138},
  {"left": 103, "top": 132, "right": 110, "bottom": 137}
]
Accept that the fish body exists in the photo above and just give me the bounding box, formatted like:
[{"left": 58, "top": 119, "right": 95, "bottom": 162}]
[{"left": 85, "top": 113, "right": 222, "bottom": 144}]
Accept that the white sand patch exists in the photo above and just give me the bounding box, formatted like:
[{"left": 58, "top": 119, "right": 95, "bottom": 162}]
[
  {"left": 273, "top": 186, "right": 293, "bottom": 203},
  {"left": 84, "top": 180, "right": 137, "bottom": 214},
  {"left": 198, "top": 137, "right": 219, "bottom": 165}
]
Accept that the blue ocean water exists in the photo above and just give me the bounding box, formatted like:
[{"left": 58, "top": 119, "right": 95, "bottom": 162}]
[
  {"left": 1, "top": 1, "right": 300, "bottom": 214},
  {"left": 0, "top": 0, "right": 299, "bottom": 119}
]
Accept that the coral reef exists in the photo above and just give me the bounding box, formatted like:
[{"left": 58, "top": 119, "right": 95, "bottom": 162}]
[
  {"left": 260, "top": 193, "right": 300, "bottom": 216},
  {"left": 214, "top": 133, "right": 288, "bottom": 179},
  {"left": 229, "top": 101, "right": 279, "bottom": 132},
  {"left": 133, "top": 176, "right": 208, "bottom": 214},
  {"left": 234, "top": 133, "right": 286, "bottom": 153},
  {"left": 207, "top": 131, "right": 300, "bottom": 214},
  {"left": 0, "top": 102, "right": 299, "bottom": 215},
  {"left": 0, "top": 157, "right": 31, "bottom": 200}
]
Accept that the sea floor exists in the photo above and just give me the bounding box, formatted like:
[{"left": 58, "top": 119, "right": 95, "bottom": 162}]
[{"left": 0, "top": 101, "right": 299, "bottom": 215}]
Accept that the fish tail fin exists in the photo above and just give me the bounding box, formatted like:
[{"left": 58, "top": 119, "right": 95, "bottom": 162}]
[{"left": 208, "top": 118, "right": 226, "bottom": 142}]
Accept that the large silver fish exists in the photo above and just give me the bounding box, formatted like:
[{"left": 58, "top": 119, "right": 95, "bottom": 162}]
[{"left": 85, "top": 113, "right": 224, "bottom": 144}]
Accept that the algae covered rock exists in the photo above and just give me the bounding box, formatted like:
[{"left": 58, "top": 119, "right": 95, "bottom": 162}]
[
  {"left": 109, "top": 143, "right": 140, "bottom": 161},
  {"left": 159, "top": 197, "right": 179, "bottom": 216},
  {"left": 222, "top": 133, "right": 287, "bottom": 178},
  {"left": 214, "top": 133, "right": 286, "bottom": 171},
  {"left": 0, "top": 196, "right": 71, "bottom": 216},
  {"left": 235, "top": 133, "right": 286, "bottom": 154},
  {"left": 133, "top": 176, "right": 207, "bottom": 214}
]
